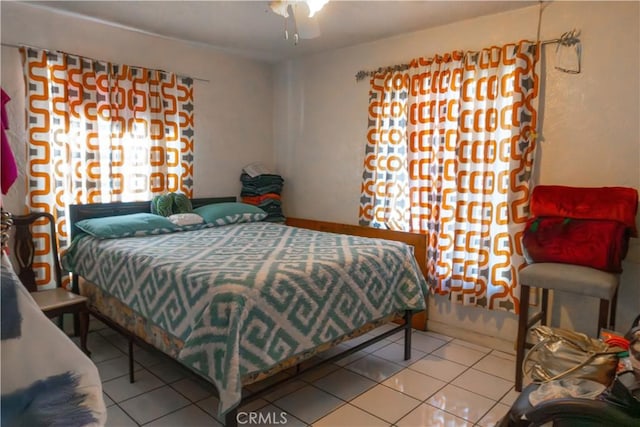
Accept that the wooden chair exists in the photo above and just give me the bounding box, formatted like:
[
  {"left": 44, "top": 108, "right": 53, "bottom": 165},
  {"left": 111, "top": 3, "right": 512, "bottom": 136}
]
[{"left": 11, "top": 212, "right": 90, "bottom": 355}]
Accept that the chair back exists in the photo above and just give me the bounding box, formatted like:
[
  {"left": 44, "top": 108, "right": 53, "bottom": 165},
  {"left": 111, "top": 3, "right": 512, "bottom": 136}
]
[{"left": 11, "top": 212, "right": 62, "bottom": 293}]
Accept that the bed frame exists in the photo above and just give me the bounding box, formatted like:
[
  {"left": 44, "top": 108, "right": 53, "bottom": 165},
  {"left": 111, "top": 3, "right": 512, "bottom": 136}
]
[{"left": 68, "top": 197, "right": 427, "bottom": 426}]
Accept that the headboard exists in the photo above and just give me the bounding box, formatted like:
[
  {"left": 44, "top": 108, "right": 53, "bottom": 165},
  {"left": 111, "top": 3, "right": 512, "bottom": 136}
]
[{"left": 68, "top": 197, "right": 236, "bottom": 240}]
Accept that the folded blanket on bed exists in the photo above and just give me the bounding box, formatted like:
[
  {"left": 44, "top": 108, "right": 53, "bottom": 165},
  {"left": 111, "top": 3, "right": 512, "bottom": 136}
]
[{"left": 1, "top": 372, "right": 97, "bottom": 427}]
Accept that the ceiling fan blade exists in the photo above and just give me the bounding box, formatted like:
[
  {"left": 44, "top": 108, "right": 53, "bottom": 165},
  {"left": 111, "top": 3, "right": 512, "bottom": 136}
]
[{"left": 291, "top": 4, "right": 321, "bottom": 39}]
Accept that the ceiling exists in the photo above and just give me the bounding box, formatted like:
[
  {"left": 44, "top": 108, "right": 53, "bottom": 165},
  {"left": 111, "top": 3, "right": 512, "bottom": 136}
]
[{"left": 25, "top": 0, "right": 537, "bottom": 62}]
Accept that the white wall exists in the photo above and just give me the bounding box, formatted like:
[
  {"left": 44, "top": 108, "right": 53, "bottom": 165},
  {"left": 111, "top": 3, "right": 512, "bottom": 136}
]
[
  {"left": 0, "top": 1, "right": 274, "bottom": 214},
  {"left": 274, "top": 1, "right": 640, "bottom": 348}
]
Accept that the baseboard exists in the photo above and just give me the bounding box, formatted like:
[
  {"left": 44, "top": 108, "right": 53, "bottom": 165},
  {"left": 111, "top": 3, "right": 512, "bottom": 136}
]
[{"left": 426, "top": 318, "right": 516, "bottom": 355}]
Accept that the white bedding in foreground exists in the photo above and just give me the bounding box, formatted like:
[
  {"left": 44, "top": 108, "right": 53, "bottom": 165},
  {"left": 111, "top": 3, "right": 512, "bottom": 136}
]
[{"left": 1, "top": 254, "right": 106, "bottom": 427}]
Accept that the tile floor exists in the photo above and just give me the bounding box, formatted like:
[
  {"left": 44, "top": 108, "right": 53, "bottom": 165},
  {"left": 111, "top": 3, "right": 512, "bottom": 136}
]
[{"left": 79, "top": 320, "right": 522, "bottom": 427}]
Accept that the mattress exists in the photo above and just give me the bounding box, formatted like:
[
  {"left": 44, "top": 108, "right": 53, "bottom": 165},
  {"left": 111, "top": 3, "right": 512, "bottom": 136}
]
[{"left": 63, "top": 221, "right": 428, "bottom": 415}]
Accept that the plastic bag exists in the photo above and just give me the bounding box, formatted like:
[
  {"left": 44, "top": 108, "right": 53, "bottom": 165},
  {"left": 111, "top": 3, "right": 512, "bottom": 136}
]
[{"left": 529, "top": 378, "right": 606, "bottom": 407}]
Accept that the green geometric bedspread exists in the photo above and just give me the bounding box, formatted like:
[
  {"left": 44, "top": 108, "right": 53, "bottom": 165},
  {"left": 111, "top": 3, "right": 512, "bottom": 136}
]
[{"left": 63, "top": 222, "right": 428, "bottom": 416}]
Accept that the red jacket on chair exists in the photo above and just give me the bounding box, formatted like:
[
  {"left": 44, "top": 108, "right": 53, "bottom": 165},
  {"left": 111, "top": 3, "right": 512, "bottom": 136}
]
[{"left": 523, "top": 185, "right": 638, "bottom": 273}]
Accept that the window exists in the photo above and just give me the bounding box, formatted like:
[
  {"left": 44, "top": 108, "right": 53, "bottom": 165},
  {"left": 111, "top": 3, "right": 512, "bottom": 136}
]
[{"left": 359, "top": 42, "right": 539, "bottom": 311}]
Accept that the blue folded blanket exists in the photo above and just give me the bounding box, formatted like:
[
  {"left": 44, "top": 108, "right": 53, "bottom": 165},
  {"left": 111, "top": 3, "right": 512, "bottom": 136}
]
[
  {"left": 1, "top": 372, "right": 97, "bottom": 427},
  {"left": 1, "top": 262, "right": 22, "bottom": 340}
]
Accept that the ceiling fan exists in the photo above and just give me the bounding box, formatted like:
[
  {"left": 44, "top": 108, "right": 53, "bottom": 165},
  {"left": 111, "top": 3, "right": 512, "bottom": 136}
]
[{"left": 269, "top": 0, "right": 329, "bottom": 44}]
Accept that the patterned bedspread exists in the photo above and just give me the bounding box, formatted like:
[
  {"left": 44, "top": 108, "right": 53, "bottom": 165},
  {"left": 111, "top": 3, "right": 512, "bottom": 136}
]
[{"left": 63, "top": 222, "right": 428, "bottom": 415}]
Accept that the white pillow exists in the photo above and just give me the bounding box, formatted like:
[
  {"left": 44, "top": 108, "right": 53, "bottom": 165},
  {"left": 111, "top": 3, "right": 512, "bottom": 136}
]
[{"left": 168, "top": 213, "right": 204, "bottom": 226}]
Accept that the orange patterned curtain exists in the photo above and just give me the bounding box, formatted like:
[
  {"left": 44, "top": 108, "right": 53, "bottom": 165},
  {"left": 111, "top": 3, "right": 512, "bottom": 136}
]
[
  {"left": 21, "top": 47, "right": 194, "bottom": 288},
  {"left": 359, "top": 41, "right": 538, "bottom": 312}
]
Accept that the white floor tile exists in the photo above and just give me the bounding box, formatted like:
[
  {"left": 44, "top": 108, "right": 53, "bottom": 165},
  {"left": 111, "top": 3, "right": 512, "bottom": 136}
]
[
  {"left": 83, "top": 332, "right": 125, "bottom": 363},
  {"left": 146, "top": 360, "right": 190, "bottom": 383},
  {"left": 103, "top": 368, "right": 164, "bottom": 402},
  {"left": 369, "top": 322, "right": 405, "bottom": 337},
  {"left": 451, "top": 338, "right": 492, "bottom": 354},
  {"left": 118, "top": 385, "right": 190, "bottom": 425},
  {"left": 408, "top": 355, "right": 467, "bottom": 383},
  {"left": 396, "top": 403, "right": 472, "bottom": 427},
  {"left": 432, "top": 342, "right": 487, "bottom": 366},
  {"left": 261, "top": 379, "right": 307, "bottom": 402},
  {"left": 95, "top": 355, "right": 142, "bottom": 382},
  {"left": 171, "top": 376, "right": 216, "bottom": 402},
  {"left": 342, "top": 333, "right": 395, "bottom": 353},
  {"left": 350, "top": 384, "right": 420, "bottom": 424},
  {"left": 273, "top": 385, "right": 345, "bottom": 424},
  {"left": 409, "top": 331, "right": 448, "bottom": 354},
  {"left": 499, "top": 387, "right": 520, "bottom": 406},
  {"left": 474, "top": 354, "right": 516, "bottom": 381},
  {"left": 313, "top": 403, "right": 390, "bottom": 427},
  {"left": 491, "top": 349, "right": 516, "bottom": 361},
  {"left": 334, "top": 350, "right": 368, "bottom": 367},
  {"left": 196, "top": 396, "right": 270, "bottom": 422},
  {"left": 371, "top": 342, "right": 426, "bottom": 366},
  {"left": 93, "top": 325, "right": 519, "bottom": 427},
  {"left": 105, "top": 405, "right": 138, "bottom": 427},
  {"left": 422, "top": 331, "right": 455, "bottom": 343},
  {"left": 451, "top": 368, "right": 513, "bottom": 401},
  {"left": 426, "top": 384, "right": 496, "bottom": 423},
  {"left": 382, "top": 368, "right": 447, "bottom": 401},
  {"left": 102, "top": 332, "right": 131, "bottom": 352},
  {"left": 132, "top": 346, "right": 166, "bottom": 368},
  {"left": 247, "top": 371, "right": 292, "bottom": 392},
  {"left": 477, "top": 402, "right": 510, "bottom": 427},
  {"left": 298, "top": 361, "right": 341, "bottom": 383},
  {"left": 241, "top": 398, "right": 272, "bottom": 413},
  {"left": 145, "top": 404, "right": 221, "bottom": 427},
  {"left": 344, "top": 353, "right": 404, "bottom": 382},
  {"left": 89, "top": 318, "right": 110, "bottom": 332},
  {"left": 103, "top": 392, "right": 115, "bottom": 407},
  {"left": 195, "top": 395, "right": 221, "bottom": 420},
  {"left": 313, "top": 368, "right": 377, "bottom": 401}
]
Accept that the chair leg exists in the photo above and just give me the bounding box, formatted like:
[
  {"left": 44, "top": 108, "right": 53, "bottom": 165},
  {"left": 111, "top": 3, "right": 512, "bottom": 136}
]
[
  {"left": 540, "top": 289, "right": 549, "bottom": 326},
  {"left": 515, "top": 284, "right": 531, "bottom": 392},
  {"left": 79, "top": 310, "right": 90, "bottom": 356},
  {"left": 598, "top": 299, "right": 609, "bottom": 336},
  {"left": 73, "top": 312, "right": 81, "bottom": 337},
  {"left": 129, "top": 338, "right": 135, "bottom": 383},
  {"left": 609, "top": 288, "right": 618, "bottom": 330}
]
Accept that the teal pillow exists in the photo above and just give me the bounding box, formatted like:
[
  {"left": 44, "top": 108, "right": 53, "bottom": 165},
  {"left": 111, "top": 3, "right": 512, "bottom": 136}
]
[
  {"left": 193, "top": 202, "right": 267, "bottom": 226},
  {"left": 76, "top": 213, "right": 177, "bottom": 239}
]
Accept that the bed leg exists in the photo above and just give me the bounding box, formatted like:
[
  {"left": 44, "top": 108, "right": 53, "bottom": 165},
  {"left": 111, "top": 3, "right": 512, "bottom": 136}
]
[
  {"left": 128, "top": 338, "right": 135, "bottom": 383},
  {"left": 404, "top": 310, "right": 413, "bottom": 361},
  {"left": 225, "top": 408, "right": 238, "bottom": 427}
]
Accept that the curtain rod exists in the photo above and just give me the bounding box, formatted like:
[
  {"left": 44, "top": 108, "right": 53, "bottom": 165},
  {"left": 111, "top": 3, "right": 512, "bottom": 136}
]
[
  {"left": 354, "top": 29, "right": 581, "bottom": 82},
  {"left": 0, "top": 42, "right": 210, "bottom": 83}
]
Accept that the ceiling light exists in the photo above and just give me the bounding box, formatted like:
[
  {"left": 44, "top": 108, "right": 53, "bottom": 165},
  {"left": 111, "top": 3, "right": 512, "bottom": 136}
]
[
  {"left": 270, "top": 0, "right": 329, "bottom": 18},
  {"left": 305, "top": 0, "right": 329, "bottom": 18},
  {"left": 270, "top": 0, "right": 328, "bottom": 43}
]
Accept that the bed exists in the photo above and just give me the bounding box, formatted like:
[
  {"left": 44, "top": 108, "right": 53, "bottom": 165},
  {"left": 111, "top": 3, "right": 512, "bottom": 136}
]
[
  {"left": 1, "top": 253, "right": 106, "bottom": 427},
  {"left": 62, "top": 197, "right": 429, "bottom": 425}
]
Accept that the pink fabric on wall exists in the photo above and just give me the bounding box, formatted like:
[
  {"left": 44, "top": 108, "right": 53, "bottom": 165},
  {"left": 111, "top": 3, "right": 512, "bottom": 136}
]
[{"left": 1, "top": 88, "right": 18, "bottom": 195}]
